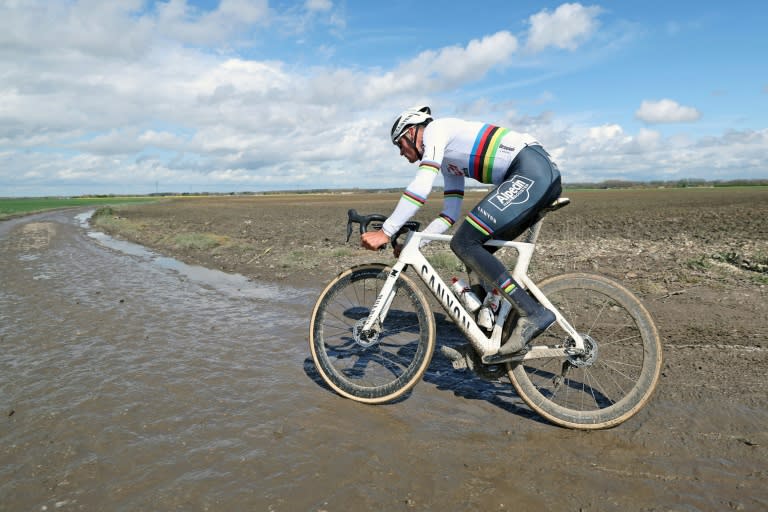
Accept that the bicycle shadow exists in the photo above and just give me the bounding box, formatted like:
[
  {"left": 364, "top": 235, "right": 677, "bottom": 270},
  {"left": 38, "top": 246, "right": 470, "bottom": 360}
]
[
  {"left": 419, "top": 312, "right": 547, "bottom": 425},
  {"left": 302, "top": 311, "right": 547, "bottom": 426}
]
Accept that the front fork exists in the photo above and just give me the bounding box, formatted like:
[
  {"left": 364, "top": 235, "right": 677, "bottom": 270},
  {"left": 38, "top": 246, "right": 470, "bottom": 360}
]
[{"left": 358, "top": 262, "right": 406, "bottom": 342}]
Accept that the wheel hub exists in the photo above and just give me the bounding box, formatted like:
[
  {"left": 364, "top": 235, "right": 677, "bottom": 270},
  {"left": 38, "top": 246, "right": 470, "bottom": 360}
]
[
  {"left": 567, "top": 334, "right": 598, "bottom": 368},
  {"left": 353, "top": 318, "right": 380, "bottom": 348}
]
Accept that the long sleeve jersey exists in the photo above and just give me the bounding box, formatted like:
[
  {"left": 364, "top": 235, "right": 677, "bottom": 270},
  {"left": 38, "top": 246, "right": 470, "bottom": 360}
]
[{"left": 381, "top": 118, "right": 539, "bottom": 238}]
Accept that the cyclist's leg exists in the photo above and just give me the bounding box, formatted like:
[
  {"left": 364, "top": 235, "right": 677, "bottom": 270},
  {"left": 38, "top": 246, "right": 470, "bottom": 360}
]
[
  {"left": 451, "top": 144, "right": 561, "bottom": 286},
  {"left": 450, "top": 145, "right": 561, "bottom": 361}
]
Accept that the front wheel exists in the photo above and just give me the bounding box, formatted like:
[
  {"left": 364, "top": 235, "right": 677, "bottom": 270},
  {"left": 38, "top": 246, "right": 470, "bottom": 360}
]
[
  {"left": 508, "top": 273, "right": 662, "bottom": 429},
  {"left": 309, "top": 264, "right": 436, "bottom": 404}
]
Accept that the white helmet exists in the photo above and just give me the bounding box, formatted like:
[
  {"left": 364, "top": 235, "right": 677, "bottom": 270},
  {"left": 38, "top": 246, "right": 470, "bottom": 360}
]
[{"left": 390, "top": 106, "right": 433, "bottom": 145}]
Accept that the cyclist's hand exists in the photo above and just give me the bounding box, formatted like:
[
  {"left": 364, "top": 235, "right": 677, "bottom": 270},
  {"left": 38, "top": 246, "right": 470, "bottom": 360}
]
[{"left": 361, "top": 230, "right": 389, "bottom": 251}]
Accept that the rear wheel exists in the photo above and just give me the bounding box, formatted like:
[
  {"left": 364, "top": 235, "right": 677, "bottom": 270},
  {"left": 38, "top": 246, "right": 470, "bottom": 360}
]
[
  {"left": 508, "top": 273, "right": 662, "bottom": 429},
  {"left": 309, "top": 264, "right": 436, "bottom": 404}
]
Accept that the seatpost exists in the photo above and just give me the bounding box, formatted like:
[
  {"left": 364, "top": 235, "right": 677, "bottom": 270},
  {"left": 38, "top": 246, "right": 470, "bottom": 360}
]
[
  {"left": 522, "top": 219, "right": 544, "bottom": 245},
  {"left": 522, "top": 197, "right": 569, "bottom": 245}
]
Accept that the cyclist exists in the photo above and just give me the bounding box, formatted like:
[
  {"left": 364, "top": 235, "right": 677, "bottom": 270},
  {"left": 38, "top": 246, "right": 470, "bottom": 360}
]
[{"left": 361, "top": 106, "right": 562, "bottom": 364}]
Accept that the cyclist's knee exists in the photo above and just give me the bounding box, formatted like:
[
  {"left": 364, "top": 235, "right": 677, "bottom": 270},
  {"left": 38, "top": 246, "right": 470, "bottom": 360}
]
[{"left": 451, "top": 222, "right": 485, "bottom": 264}]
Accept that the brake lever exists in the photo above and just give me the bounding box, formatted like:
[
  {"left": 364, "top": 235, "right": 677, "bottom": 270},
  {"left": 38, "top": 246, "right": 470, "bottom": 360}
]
[
  {"left": 346, "top": 209, "right": 420, "bottom": 249},
  {"left": 346, "top": 209, "right": 387, "bottom": 241}
]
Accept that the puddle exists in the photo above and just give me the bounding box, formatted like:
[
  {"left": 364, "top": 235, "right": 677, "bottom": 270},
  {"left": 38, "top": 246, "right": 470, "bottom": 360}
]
[{"left": 75, "top": 210, "right": 313, "bottom": 304}]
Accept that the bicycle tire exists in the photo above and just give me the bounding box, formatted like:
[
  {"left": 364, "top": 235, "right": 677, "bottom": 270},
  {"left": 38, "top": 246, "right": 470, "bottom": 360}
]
[
  {"left": 508, "top": 273, "right": 662, "bottom": 429},
  {"left": 309, "top": 263, "right": 436, "bottom": 404}
]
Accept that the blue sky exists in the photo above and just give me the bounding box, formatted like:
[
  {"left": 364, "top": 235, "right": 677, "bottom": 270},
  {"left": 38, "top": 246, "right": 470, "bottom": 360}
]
[{"left": 1, "top": 1, "right": 766, "bottom": 196}]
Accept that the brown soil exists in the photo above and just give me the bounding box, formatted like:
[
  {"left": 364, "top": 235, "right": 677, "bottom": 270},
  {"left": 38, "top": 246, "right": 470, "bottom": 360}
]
[
  {"left": 96, "top": 186, "right": 768, "bottom": 400},
  {"left": 95, "top": 188, "right": 766, "bottom": 285}
]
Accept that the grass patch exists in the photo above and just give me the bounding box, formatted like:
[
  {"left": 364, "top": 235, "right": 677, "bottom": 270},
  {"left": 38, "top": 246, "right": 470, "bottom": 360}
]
[
  {"left": 91, "top": 207, "right": 144, "bottom": 239},
  {"left": 287, "top": 250, "right": 304, "bottom": 263},
  {"left": 712, "top": 251, "right": 742, "bottom": 267},
  {"left": 712, "top": 250, "right": 768, "bottom": 274},
  {"left": 332, "top": 248, "right": 354, "bottom": 258},
  {"left": 172, "top": 233, "right": 222, "bottom": 251},
  {"left": 685, "top": 255, "right": 712, "bottom": 271},
  {"left": 0, "top": 196, "right": 157, "bottom": 220},
  {"left": 684, "top": 251, "right": 768, "bottom": 285}
]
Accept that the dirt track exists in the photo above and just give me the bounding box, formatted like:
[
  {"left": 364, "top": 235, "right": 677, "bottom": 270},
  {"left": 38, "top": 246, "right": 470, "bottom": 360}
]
[{"left": 81, "top": 187, "right": 768, "bottom": 509}]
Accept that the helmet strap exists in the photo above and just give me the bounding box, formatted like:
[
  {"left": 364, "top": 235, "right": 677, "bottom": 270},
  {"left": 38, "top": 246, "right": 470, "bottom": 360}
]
[{"left": 404, "top": 126, "right": 424, "bottom": 160}]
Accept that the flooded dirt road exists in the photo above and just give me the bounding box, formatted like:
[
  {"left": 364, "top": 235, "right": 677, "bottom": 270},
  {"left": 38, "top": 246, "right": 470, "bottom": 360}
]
[{"left": 1, "top": 209, "right": 766, "bottom": 511}]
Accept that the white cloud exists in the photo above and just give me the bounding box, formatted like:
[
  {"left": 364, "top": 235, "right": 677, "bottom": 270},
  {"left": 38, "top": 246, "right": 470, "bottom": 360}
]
[
  {"left": 555, "top": 122, "right": 768, "bottom": 183},
  {"left": 0, "top": 2, "right": 765, "bottom": 196},
  {"left": 305, "top": 0, "right": 333, "bottom": 12},
  {"left": 526, "top": 3, "right": 602, "bottom": 52},
  {"left": 427, "top": 31, "right": 518, "bottom": 83},
  {"left": 0, "top": 1, "right": 151, "bottom": 59},
  {"left": 0, "top": 0, "right": 268, "bottom": 59},
  {"left": 155, "top": 0, "right": 269, "bottom": 45},
  {"left": 635, "top": 128, "right": 662, "bottom": 148},
  {"left": 364, "top": 31, "right": 518, "bottom": 101},
  {"left": 280, "top": 0, "right": 344, "bottom": 35},
  {"left": 588, "top": 124, "right": 624, "bottom": 141},
  {"left": 635, "top": 99, "right": 702, "bottom": 123}
]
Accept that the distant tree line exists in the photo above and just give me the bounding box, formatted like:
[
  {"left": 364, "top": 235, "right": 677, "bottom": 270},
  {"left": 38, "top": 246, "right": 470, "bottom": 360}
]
[
  {"left": 71, "top": 178, "right": 767, "bottom": 199},
  {"left": 563, "top": 178, "right": 768, "bottom": 190}
]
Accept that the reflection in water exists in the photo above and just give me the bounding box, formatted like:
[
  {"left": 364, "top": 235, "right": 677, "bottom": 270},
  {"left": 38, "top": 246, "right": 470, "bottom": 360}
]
[
  {"left": 77, "top": 209, "right": 312, "bottom": 302},
  {"left": 1, "top": 210, "right": 328, "bottom": 510}
]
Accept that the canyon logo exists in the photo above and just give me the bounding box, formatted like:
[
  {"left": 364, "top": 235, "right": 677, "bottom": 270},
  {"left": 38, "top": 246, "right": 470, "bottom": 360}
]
[{"left": 489, "top": 176, "right": 535, "bottom": 211}]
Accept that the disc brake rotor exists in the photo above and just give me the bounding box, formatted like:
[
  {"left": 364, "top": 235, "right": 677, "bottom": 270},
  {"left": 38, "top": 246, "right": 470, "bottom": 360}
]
[
  {"left": 353, "top": 318, "right": 380, "bottom": 348},
  {"left": 567, "top": 334, "right": 598, "bottom": 368}
]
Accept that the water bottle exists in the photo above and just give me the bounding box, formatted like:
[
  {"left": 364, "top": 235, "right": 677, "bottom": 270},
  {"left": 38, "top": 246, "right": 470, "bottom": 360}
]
[
  {"left": 477, "top": 289, "right": 501, "bottom": 330},
  {"left": 450, "top": 277, "right": 482, "bottom": 313}
]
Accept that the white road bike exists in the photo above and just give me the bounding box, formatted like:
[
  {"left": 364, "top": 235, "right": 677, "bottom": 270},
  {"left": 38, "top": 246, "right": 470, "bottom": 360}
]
[{"left": 309, "top": 199, "right": 662, "bottom": 429}]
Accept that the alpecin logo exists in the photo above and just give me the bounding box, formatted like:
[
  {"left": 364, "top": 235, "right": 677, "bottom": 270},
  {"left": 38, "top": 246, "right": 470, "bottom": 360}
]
[{"left": 489, "top": 175, "right": 535, "bottom": 211}]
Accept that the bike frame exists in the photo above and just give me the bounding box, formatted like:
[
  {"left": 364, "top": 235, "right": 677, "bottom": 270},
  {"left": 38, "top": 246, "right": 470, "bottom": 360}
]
[{"left": 360, "top": 231, "right": 586, "bottom": 360}]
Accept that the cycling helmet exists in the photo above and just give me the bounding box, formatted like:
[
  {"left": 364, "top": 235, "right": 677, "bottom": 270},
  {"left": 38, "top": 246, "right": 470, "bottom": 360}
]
[{"left": 390, "top": 106, "right": 433, "bottom": 145}]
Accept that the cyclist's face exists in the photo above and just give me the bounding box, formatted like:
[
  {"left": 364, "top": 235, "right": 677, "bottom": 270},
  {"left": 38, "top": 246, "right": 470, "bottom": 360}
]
[{"left": 397, "top": 128, "right": 420, "bottom": 163}]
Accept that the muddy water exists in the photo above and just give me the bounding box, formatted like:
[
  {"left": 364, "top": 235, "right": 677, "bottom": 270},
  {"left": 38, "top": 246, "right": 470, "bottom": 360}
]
[{"left": 1, "top": 210, "right": 766, "bottom": 511}]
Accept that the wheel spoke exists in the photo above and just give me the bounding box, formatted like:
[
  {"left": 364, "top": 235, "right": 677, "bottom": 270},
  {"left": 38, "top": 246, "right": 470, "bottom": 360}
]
[
  {"left": 509, "top": 274, "right": 662, "bottom": 429},
  {"left": 310, "top": 265, "right": 435, "bottom": 404}
]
